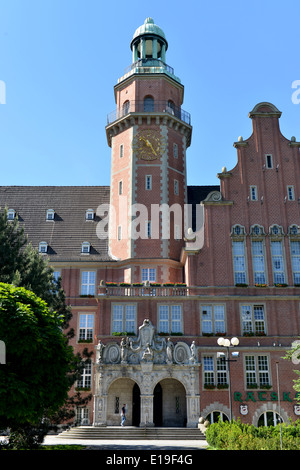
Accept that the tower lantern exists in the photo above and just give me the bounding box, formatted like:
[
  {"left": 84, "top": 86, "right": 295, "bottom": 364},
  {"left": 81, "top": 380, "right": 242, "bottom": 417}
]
[{"left": 130, "top": 17, "right": 168, "bottom": 63}]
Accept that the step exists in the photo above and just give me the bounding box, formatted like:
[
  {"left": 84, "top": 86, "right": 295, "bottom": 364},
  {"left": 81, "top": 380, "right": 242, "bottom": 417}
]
[{"left": 58, "top": 426, "right": 206, "bottom": 440}]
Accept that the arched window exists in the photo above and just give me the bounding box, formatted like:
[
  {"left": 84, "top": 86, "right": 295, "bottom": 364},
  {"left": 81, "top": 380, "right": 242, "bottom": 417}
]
[
  {"left": 143, "top": 96, "right": 154, "bottom": 112},
  {"left": 205, "top": 411, "right": 229, "bottom": 424},
  {"left": 123, "top": 100, "right": 130, "bottom": 115},
  {"left": 258, "top": 411, "right": 283, "bottom": 427}
]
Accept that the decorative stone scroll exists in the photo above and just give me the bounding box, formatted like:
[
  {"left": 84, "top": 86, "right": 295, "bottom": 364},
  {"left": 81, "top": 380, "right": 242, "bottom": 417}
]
[{"left": 95, "top": 319, "right": 198, "bottom": 366}]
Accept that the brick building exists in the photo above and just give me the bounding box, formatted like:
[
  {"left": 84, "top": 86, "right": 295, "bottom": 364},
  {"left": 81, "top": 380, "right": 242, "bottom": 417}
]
[{"left": 1, "top": 17, "right": 300, "bottom": 428}]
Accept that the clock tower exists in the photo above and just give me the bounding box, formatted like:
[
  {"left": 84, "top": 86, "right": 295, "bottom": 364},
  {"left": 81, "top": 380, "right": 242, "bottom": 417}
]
[{"left": 106, "top": 18, "right": 192, "bottom": 283}]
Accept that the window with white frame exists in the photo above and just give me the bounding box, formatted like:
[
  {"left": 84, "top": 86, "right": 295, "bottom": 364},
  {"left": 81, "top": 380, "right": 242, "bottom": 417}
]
[
  {"left": 142, "top": 268, "right": 156, "bottom": 283},
  {"left": 232, "top": 240, "right": 247, "bottom": 284},
  {"left": 81, "top": 241, "right": 90, "bottom": 254},
  {"left": 81, "top": 271, "right": 96, "bottom": 295},
  {"left": 79, "top": 314, "right": 94, "bottom": 341},
  {"left": 7, "top": 208, "right": 15, "bottom": 220},
  {"left": 250, "top": 186, "right": 258, "bottom": 200},
  {"left": 46, "top": 209, "right": 55, "bottom": 220},
  {"left": 158, "top": 305, "right": 182, "bottom": 334},
  {"left": 112, "top": 304, "right": 136, "bottom": 334},
  {"left": 265, "top": 154, "right": 273, "bottom": 169},
  {"left": 287, "top": 185, "right": 295, "bottom": 201},
  {"left": 241, "top": 305, "right": 266, "bottom": 336},
  {"left": 203, "top": 355, "right": 228, "bottom": 387},
  {"left": 86, "top": 209, "right": 94, "bottom": 220},
  {"left": 201, "top": 305, "right": 226, "bottom": 335},
  {"left": 270, "top": 240, "right": 286, "bottom": 284},
  {"left": 76, "top": 407, "right": 89, "bottom": 425},
  {"left": 251, "top": 240, "right": 266, "bottom": 284},
  {"left": 290, "top": 240, "right": 300, "bottom": 284},
  {"left": 39, "top": 241, "right": 48, "bottom": 254},
  {"left": 77, "top": 361, "right": 92, "bottom": 389},
  {"left": 245, "top": 355, "right": 270, "bottom": 388},
  {"left": 145, "top": 175, "right": 152, "bottom": 190}
]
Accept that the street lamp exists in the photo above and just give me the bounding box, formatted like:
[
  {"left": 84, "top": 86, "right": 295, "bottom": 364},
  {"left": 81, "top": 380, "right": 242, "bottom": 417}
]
[{"left": 217, "top": 336, "right": 240, "bottom": 422}]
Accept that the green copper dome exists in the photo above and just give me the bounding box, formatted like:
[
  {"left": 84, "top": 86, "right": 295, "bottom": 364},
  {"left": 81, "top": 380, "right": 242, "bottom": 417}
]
[{"left": 131, "top": 17, "right": 168, "bottom": 50}]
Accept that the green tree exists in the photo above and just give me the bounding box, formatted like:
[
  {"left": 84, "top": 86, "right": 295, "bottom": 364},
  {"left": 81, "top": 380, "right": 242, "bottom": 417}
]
[
  {"left": 0, "top": 207, "right": 91, "bottom": 447},
  {"left": 284, "top": 339, "right": 300, "bottom": 402},
  {"left": 0, "top": 284, "right": 74, "bottom": 430}
]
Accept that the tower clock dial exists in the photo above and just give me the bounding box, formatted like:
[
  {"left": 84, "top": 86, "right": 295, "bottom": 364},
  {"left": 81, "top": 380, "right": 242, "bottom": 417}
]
[{"left": 132, "top": 129, "right": 167, "bottom": 160}]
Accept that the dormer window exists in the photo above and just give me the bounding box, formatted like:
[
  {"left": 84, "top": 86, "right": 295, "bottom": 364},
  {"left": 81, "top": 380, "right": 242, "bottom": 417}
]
[
  {"left": 81, "top": 242, "right": 90, "bottom": 254},
  {"left": 39, "top": 241, "right": 48, "bottom": 254},
  {"left": 46, "top": 209, "right": 55, "bottom": 221},
  {"left": 86, "top": 209, "right": 94, "bottom": 221},
  {"left": 7, "top": 209, "right": 16, "bottom": 220}
]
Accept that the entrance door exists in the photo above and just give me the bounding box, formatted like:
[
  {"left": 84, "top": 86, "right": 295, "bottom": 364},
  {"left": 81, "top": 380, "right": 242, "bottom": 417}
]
[
  {"left": 153, "top": 383, "right": 163, "bottom": 427},
  {"left": 132, "top": 383, "right": 141, "bottom": 426}
]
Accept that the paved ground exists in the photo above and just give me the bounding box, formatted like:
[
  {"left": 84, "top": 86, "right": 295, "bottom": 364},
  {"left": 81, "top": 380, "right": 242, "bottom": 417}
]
[{"left": 42, "top": 434, "right": 208, "bottom": 450}]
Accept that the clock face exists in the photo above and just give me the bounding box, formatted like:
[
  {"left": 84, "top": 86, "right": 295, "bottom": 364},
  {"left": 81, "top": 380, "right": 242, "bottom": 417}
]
[{"left": 132, "top": 129, "right": 167, "bottom": 161}]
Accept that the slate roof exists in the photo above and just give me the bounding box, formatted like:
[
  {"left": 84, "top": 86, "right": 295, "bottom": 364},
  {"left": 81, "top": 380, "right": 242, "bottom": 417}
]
[
  {"left": 0, "top": 184, "right": 220, "bottom": 262},
  {"left": 0, "top": 186, "right": 112, "bottom": 263}
]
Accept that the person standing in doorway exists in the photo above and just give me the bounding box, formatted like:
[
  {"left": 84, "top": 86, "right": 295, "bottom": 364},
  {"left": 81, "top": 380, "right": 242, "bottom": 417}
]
[{"left": 121, "top": 404, "right": 126, "bottom": 426}]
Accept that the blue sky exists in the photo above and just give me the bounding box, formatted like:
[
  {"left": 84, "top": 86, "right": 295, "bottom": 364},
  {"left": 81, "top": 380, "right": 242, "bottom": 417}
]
[{"left": 0, "top": 0, "right": 299, "bottom": 187}]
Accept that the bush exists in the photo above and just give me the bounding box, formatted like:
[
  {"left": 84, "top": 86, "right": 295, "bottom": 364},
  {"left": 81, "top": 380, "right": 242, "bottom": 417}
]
[{"left": 205, "top": 418, "right": 300, "bottom": 450}]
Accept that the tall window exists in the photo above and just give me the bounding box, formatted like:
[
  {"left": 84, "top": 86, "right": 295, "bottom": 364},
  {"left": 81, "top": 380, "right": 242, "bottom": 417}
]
[
  {"left": 290, "top": 240, "right": 300, "bottom": 284},
  {"left": 81, "top": 271, "right": 96, "bottom": 295},
  {"left": 271, "top": 241, "right": 286, "bottom": 284},
  {"left": 79, "top": 314, "right": 94, "bottom": 341},
  {"left": 112, "top": 304, "right": 136, "bottom": 334},
  {"left": 173, "top": 143, "right": 178, "bottom": 158},
  {"left": 287, "top": 185, "right": 295, "bottom": 201},
  {"left": 252, "top": 240, "right": 266, "bottom": 284},
  {"left": 77, "top": 361, "right": 92, "bottom": 388},
  {"left": 233, "top": 241, "right": 247, "bottom": 284},
  {"left": 245, "top": 355, "right": 270, "bottom": 388},
  {"left": 144, "top": 96, "right": 154, "bottom": 111},
  {"left": 250, "top": 186, "right": 258, "bottom": 200},
  {"left": 241, "top": 305, "right": 266, "bottom": 336},
  {"left": 201, "top": 305, "right": 226, "bottom": 335},
  {"left": 145, "top": 175, "right": 152, "bottom": 190},
  {"left": 174, "top": 179, "right": 179, "bottom": 195},
  {"left": 158, "top": 305, "right": 182, "bottom": 334},
  {"left": 203, "top": 355, "right": 228, "bottom": 387}
]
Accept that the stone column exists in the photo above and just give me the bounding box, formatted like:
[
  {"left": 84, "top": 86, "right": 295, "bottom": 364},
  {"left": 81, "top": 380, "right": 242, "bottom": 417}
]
[
  {"left": 140, "top": 395, "right": 154, "bottom": 427},
  {"left": 186, "top": 394, "right": 200, "bottom": 428},
  {"left": 93, "top": 395, "right": 107, "bottom": 426}
]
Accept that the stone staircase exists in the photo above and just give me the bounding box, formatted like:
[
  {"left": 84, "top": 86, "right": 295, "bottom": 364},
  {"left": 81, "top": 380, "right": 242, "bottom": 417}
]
[{"left": 58, "top": 426, "right": 206, "bottom": 441}]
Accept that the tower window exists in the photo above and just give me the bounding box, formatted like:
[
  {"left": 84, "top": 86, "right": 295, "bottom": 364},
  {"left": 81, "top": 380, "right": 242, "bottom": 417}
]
[
  {"left": 118, "top": 225, "right": 122, "bottom": 241},
  {"left": 265, "top": 154, "right": 273, "bottom": 169},
  {"left": 120, "top": 144, "right": 124, "bottom": 158},
  {"left": 173, "top": 143, "right": 178, "bottom": 158},
  {"left": 143, "top": 96, "right": 154, "bottom": 112},
  {"left": 119, "top": 180, "right": 123, "bottom": 195},
  {"left": 174, "top": 180, "right": 179, "bottom": 195},
  {"left": 145, "top": 175, "right": 152, "bottom": 190}
]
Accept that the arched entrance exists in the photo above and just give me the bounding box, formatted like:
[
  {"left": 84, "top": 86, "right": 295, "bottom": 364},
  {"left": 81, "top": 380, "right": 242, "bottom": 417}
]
[
  {"left": 154, "top": 378, "right": 187, "bottom": 427},
  {"left": 132, "top": 383, "right": 141, "bottom": 426}
]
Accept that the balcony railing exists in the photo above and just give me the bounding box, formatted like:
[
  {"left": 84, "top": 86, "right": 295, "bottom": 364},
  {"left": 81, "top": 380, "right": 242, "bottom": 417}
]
[
  {"left": 98, "top": 284, "right": 189, "bottom": 297},
  {"left": 123, "top": 58, "right": 175, "bottom": 76},
  {"left": 107, "top": 100, "right": 191, "bottom": 126}
]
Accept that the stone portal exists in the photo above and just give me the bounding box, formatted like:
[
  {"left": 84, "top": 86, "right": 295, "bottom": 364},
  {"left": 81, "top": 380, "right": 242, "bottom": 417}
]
[{"left": 93, "top": 319, "right": 200, "bottom": 427}]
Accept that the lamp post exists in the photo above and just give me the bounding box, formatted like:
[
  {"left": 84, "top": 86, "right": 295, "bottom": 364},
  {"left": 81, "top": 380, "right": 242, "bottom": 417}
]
[{"left": 217, "top": 336, "right": 239, "bottom": 422}]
